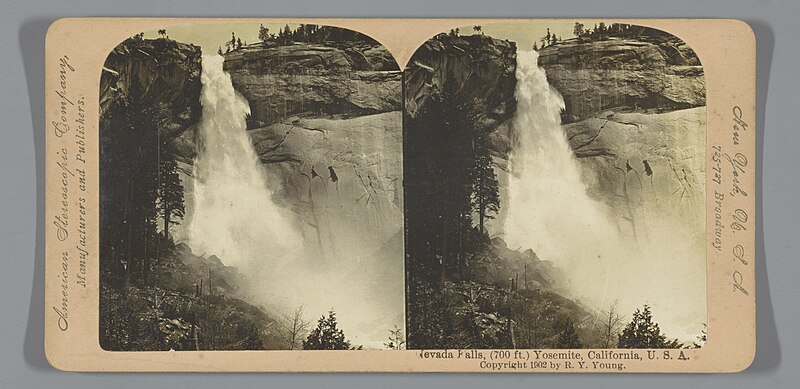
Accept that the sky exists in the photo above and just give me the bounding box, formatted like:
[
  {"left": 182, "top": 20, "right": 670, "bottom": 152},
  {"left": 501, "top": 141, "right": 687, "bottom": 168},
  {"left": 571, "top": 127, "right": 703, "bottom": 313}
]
[
  {"left": 477, "top": 21, "right": 591, "bottom": 50},
  {"left": 139, "top": 20, "right": 601, "bottom": 55},
  {"left": 143, "top": 22, "right": 295, "bottom": 52}
]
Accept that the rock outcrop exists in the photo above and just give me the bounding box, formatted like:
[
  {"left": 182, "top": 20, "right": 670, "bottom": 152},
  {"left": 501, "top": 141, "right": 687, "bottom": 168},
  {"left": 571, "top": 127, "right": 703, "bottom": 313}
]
[
  {"left": 222, "top": 42, "right": 404, "bottom": 256},
  {"left": 405, "top": 33, "right": 517, "bottom": 137},
  {"left": 101, "top": 37, "right": 203, "bottom": 161},
  {"left": 538, "top": 37, "right": 705, "bottom": 122},
  {"left": 223, "top": 42, "right": 401, "bottom": 125},
  {"left": 538, "top": 37, "right": 707, "bottom": 239}
]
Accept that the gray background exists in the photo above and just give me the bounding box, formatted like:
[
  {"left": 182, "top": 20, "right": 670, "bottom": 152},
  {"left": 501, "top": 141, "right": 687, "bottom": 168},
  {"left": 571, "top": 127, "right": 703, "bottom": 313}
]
[{"left": 1, "top": 0, "right": 795, "bottom": 386}]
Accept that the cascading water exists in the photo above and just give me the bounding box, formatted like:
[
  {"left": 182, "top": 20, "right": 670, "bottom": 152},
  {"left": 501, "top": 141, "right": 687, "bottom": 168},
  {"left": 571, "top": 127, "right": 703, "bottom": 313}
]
[
  {"left": 504, "top": 51, "right": 705, "bottom": 341},
  {"left": 504, "top": 50, "right": 621, "bottom": 278},
  {"left": 188, "top": 55, "right": 302, "bottom": 269}
]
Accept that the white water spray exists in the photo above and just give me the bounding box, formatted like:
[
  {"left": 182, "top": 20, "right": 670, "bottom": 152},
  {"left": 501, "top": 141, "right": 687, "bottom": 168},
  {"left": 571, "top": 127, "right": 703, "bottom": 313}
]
[
  {"left": 504, "top": 51, "right": 705, "bottom": 341},
  {"left": 505, "top": 51, "right": 620, "bottom": 273},
  {"left": 188, "top": 55, "right": 302, "bottom": 269}
]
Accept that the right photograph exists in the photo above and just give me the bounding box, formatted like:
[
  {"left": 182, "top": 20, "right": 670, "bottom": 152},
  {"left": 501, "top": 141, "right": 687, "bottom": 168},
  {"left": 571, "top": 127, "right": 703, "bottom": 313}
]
[{"left": 404, "top": 22, "right": 707, "bottom": 350}]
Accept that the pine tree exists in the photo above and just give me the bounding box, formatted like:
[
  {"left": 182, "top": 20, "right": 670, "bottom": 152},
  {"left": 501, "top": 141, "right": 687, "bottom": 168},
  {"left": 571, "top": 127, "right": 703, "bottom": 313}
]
[
  {"left": 618, "top": 305, "right": 682, "bottom": 348},
  {"left": 100, "top": 77, "right": 161, "bottom": 285},
  {"left": 470, "top": 134, "right": 500, "bottom": 235},
  {"left": 573, "top": 22, "right": 585, "bottom": 38},
  {"left": 157, "top": 137, "right": 184, "bottom": 241},
  {"left": 438, "top": 79, "right": 474, "bottom": 279},
  {"left": 258, "top": 24, "right": 270, "bottom": 45},
  {"left": 100, "top": 65, "right": 187, "bottom": 286},
  {"left": 554, "top": 318, "right": 583, "bottom": 348},
  {"left": 282, "top": 24, "right": 292, "bottom": 45},
  {"left": 303, "top": 310, "right": 351, "bottom": 350}
]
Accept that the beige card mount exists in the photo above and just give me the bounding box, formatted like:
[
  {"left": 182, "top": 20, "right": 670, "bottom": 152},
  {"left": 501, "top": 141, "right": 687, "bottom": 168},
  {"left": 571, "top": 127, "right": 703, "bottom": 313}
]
[{"left": 45, "top": 18, "right": 756, "bottom": 372}]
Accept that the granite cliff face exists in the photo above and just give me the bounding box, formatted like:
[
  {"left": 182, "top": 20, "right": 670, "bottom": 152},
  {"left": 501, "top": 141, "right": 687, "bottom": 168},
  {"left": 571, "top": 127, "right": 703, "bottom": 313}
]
[
  {"left": 405, "top": 33, "right": 518, "bottom": 154},
  {"left": 101, "top": 38, "right": 202, "bottom": 162},
  {"left": 538, "top": 37, "right": 705, "bottom": 122},
  {"left": 538, "top": 37, "right": 707, "bottom": 238},
  {"left": 221, "top": 42, "right": 404, "bottom": 255},
  {"left": 223, "top": 42, "right": 401, "bottom": 124}
]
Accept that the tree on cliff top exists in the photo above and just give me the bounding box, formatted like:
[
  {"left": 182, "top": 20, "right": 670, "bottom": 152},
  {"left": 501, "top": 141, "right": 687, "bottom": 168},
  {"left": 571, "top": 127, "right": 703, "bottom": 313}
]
[
  {"left": 303, "top": 310, "right": 351, "bottom": 350},
  {"left": 573, "top": 22, "right": 585, "bottom": 38},
  {"left": 258, "top": 24, "right": 270, "bottom": 45}
]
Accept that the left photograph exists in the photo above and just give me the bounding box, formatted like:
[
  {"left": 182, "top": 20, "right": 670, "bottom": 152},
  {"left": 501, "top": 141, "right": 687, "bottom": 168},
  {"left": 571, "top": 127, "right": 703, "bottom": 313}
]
[{"left": 99, "top": 23, "right": 404, "bottom": 351}]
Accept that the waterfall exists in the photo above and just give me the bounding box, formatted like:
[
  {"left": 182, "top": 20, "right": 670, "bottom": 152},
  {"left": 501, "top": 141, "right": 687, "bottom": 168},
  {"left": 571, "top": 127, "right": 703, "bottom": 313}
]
[
  {"left": 187, "top": 55, "right": 302, "bottom": 269},
  {"left": 504, "top": 50, "right": 620, "bottom": 274}
]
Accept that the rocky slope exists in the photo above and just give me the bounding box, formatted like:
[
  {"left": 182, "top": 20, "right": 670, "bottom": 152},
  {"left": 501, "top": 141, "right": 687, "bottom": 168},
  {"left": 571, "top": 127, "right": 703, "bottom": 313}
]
[
  {"left": 101, "top": 37, "right": 202, "bottom": 161},
  {"left": 100, "top": 241, "right": 285, "bottom": 351},
  {"left": 222, "top": 42, "right": 404, "bottom": 257}
]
